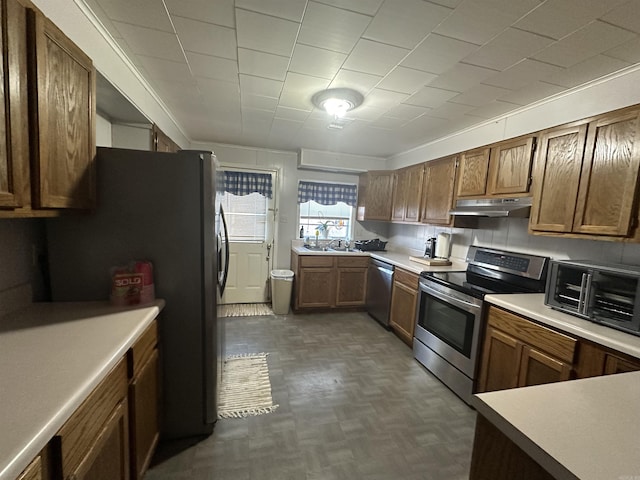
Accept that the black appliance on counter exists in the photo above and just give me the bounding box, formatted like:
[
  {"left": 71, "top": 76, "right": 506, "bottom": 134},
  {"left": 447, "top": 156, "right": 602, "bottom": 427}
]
[
  {"left": 414, "top": 246, "right": 549, "bottom": 404},
  {"left": 545, "top": 259, "right": 640, "bottom": 336},
  {"left": 354, "top": 238, "right": 387, "bottom": 251}
]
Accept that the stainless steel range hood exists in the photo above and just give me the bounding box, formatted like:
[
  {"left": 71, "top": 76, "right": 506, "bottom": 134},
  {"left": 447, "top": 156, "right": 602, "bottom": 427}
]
[{"left": 449, "top": 197, "right": 533, "bottom": 217}]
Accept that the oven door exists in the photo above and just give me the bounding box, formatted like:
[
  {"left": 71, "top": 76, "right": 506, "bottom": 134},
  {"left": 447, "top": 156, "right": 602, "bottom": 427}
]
[{"left": 414, "top": 280, "right": 483, "bottom": 378}]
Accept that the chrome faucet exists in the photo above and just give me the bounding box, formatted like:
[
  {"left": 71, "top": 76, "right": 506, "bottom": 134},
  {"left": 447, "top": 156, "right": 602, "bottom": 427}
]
[{"left": 326, "top": 239, "right": 340, "bottom": 249}]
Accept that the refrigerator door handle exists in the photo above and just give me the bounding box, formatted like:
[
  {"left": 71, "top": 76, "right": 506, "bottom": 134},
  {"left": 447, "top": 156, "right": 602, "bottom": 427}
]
[{"left": 218, "top": 205, "right": 230, "bottom": 296}]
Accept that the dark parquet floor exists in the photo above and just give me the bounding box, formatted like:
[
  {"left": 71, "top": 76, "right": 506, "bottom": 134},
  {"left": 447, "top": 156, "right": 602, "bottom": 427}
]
[{"left": 145, "top": 311, "right": 476, "bottom": 480}]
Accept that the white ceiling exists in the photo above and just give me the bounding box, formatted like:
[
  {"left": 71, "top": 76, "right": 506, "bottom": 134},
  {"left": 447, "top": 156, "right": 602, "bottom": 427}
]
[{"left": 85, "top": 0, "right": 640, "bottom": 157}]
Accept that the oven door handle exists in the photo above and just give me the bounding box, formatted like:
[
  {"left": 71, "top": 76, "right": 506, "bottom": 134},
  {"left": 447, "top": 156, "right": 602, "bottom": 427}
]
[{"left": 420, "top": 282, "right": 482, "bottom": 314}]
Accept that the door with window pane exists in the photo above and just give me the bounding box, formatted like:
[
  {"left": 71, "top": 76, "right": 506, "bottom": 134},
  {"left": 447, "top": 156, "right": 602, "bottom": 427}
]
[{"left": 220, "top": 170, "right": 275, "bottom": 304}]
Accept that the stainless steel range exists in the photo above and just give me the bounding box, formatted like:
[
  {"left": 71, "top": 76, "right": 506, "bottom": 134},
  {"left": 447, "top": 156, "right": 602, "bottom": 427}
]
[{"left": 413, "top": 246, "right": 549, "bottom": 405}]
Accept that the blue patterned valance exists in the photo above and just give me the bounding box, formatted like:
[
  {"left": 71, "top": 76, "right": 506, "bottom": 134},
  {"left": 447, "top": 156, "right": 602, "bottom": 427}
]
[
  {"left": 297, "top": 181, "right": 357, "bottom": 207},
  {"left": 223, "top": 171, "right": 273, "bottom": 198}
]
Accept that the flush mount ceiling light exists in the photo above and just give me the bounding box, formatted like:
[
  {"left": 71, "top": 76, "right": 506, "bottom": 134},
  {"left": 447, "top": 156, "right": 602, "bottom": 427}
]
[{"left": 312, "top": 88, "right": 364, "bottom": 119}]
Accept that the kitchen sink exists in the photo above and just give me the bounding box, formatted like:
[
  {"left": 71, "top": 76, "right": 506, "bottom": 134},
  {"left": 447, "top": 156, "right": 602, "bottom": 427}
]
[
  {"left": 303, "top": 245, "right": 357, "bottom": 252},
  {"left": 303, "top": 245, "right": 329, "bottom": 251}
]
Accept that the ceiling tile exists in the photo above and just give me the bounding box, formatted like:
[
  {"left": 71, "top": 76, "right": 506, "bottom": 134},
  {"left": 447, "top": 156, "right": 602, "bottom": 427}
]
[
  {"left": 376, "top": 67, "right": 437, "bottom": 94},
  {"left": 370, "top": 116, "right": 410, "bottom": 129},
  {"left": 241, "top": 94, "right": 279, "bottom": 111},
  {"left": 165, "top": 0, "right": 235, "bottom": 27},
  {"left": 364, "top": 89, "right": 409, "bottom": 109},
  {"left": 239, "top": 74, "right": 284, "bottom": 98},
  {"left": 112, "top": 22, "right": 185, "bottom": 62},
  {"left": 425, "top": 102, "right": 475, "bottom": 120},
  {"left": 289, "top": 44, "right": 347, "bottom": 79},
  {"left": 433, "top": 1, "right": 522, "bottom": 45},
  {"left": 96, "top": 0, "right": 173, "bottom": 31},
  {"left": 236, "top": 9, "right": 299, "bottom": 56},
  {"left": 401, "top": 34, "right": 480, "bottom": 74},
  {"left": 236, "top": 0, "right": 307, "bottom": 22},
  {"left": 449, "top": 84, "right": 513, "bottom": 106},
  {"left": 186, "top": 52, "right": 238, "bottom": 83},
  {"left": 544, "top": 54, "right": 632, "bottom": 88},
  {"left": 313, "top": 0, "right": 385, "bottom": 16},
  {"left": 172, "top": 17, "right": 237, "bottom": 60},
  {"left": 483, "top": 59, "right": 564, "bottom": 90},
  {"left": 275, "top": 106, "right": 311, "bottom": 121},
  {"left": 385, "top": 103, "right": 430, "bottom": 120},
  {"left": 428, "top": 0, "right": 464, "bottom": 7},
  {"left": 497, "top": 80, "right": 567, "bottom": 105},
  {"left": 345, "top": 104, "right": 386, "bottom": 121},
  {"left": 329, "top": 69, "right": 382, "bottom": 94},
  {"left": 602, "top": 1, "right": 640, "bottom": 34},
  {"left": 405, "top": 86, "right": 459, "bottom": 108},
  {"left": 466, "top": 100, "right": 520, "bottom": 119},
  {"left": 514, "top": 0, "right": 629, "bottom": 40},
  {"left": 363, "top": 0, "right": 452, "bottom": 49},
  {"left": 238, "top": 48, "right": 289, "bottom": 81},
  {"left": 138, "top": 56, "right": 194, "bottom": 84},
  {"left": 532, "top": 21, "right": 635, "bottom": 68},
  {"left": 463, "top": 28, "right": 555, "bottom": 70},
  {"left": 297, "top": 1, "right": 372, "bottom": 54},
  {"left": 604, "top": 37, "right": 640, "bottom": 64},
  {"left": 343, "top": 39, "right": 410, "bottom": 76},
  {"left": 429, "top": 63, "right": 498, "bottom": 91},
  {"left": 470, "top": 0, "right": 543, "bottom": 18},
  {"left": 279, "top": 72, "right": 331, "bottom": 110}
]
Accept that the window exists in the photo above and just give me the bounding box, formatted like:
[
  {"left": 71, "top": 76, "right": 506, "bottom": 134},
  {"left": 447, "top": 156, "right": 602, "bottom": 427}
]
[
  {"left": 299, "top": 200, "right": 353, "bottom": 239},
  {"left": 220, "top": 192, "right": 268, "bottom": 242}
]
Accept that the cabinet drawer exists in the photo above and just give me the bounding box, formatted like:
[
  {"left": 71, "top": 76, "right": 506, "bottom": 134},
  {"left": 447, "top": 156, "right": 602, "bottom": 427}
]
[
  {"left": 300, "top": 256, "right": 335, "bottom": 267},
  {"left": 394, "top": 268, "right": 419, "bottom": 289},
  {"left": 487, "top": 307, "right": 576, "bottom": 363},
  {"left": 337, "top": 256, "right": 369, "bottom": 268},
  {"left": 129, "top": 320, "right": 158, "bottom": 378},
  {"left": 55, "top": 358, "right": 128, "bottom": 477}
]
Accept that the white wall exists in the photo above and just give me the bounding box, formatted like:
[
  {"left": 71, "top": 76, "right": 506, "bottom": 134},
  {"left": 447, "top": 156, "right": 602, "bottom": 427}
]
[
  {"left": 111, "top": 124, "right": 152, "bottom": 150},
  {"left": 96, "top": 113, "right": 112, "bottom": 147}
]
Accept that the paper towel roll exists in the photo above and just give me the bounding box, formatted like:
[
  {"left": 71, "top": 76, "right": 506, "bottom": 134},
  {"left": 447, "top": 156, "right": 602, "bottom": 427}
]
[{"left": 435, "top": 233, "right": 450, "bottom": 258}]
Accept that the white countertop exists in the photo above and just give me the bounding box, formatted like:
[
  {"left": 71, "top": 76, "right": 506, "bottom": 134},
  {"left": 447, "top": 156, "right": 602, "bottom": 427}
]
[
  {"left": 473, "top": 371, "right": 640, "bottom": 480},
  {"left": 291, "top": 245, "right": 467, "bottom": 275},
  {"left": 485, "top": 293, "right": 640, "bottom": 359},
  {"left": 0, "top": 300, "right": 164, "bottom": 480}
]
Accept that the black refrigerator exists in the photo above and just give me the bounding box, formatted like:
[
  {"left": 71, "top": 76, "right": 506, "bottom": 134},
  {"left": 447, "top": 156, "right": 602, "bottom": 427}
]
[{"left": 46, "top": 147, "right": 229, "bottom": 439}]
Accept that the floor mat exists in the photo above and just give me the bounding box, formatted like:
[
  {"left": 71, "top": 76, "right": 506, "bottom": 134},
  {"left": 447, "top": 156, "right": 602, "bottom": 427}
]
[
  {"left": 220, "top": 303, "right": 274, "bottom": 317},
  {"left": 217, "top": 353, "right": 278, "bottom": 418}
]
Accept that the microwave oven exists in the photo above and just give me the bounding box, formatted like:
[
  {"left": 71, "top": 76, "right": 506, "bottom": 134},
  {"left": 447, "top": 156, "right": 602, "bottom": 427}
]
[{"left": 545, "top": 259, "right": 640, "bottom": 336}]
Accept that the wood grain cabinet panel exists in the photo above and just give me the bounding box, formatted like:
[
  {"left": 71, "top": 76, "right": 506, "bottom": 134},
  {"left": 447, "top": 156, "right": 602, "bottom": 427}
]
[
  {"left": 421, "top": 156, "right": 457, "bottom": 225},
  {"left": 335, "top": 267, "right": 367, "bottom": 306},
  {"left": 391, "top": 164, "right": 424, "bottom": 223},
  {"left": 298, "top": 266, "right": 335, "bottom": 308},
  {"left": 358, "top": 171, "right": 394, "bottom": 221},
  {"left": 29, "top": 9, "right": 96, "bottom": 209},
  {"left": 477, "top": 306, "right": 576, "bottom": 393},
  {"left": 152, "top": 124, "right": 179, "bottom": 152},
  {"left": 487, "top": 136, "right": 535, "bottom": 195},
  {"left": 0, "top": 0, "right": 29, "bottom": 210},
  {"left": 457, "top": 148, "right": 490, "bottom": 197},
  {"left": 16, "top": 456, "right": 42, "bottom": 480},
  {"left": 389, "top": 269, "right": 419, "bottom": 347}
]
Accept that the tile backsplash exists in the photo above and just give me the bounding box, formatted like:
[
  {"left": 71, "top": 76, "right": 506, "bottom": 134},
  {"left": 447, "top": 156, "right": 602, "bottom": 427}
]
[{"left": 388, "top": 218, "right": 640, "bottom": 265}]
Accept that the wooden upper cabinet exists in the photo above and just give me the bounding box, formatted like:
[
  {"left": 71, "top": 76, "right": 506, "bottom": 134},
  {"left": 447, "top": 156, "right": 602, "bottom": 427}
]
[
  {"left": 457, "top": 147, "right": 490, "bottom": 197},
  {"left": 29, "top": 9, "right": 96, "bottom": 209},
  {"left": 359, "top": 171, "right": 394, "bottom": 221},
  {"left": 391, "top": 164, "right": 424, "bottom": 223},
  {"left": 573, "top": 109, "right": 640, "bottom": 236},
  {"left": 487, "top": 136, "right": 535, "bottom": 195},
  {"left": 0, "top": 0, "right": 29, "bottom": 210},
  {"left": 152, "top": 124, "right": 179, "bottom": 152},
  {"left": 529, "top": 123, "right": 588, "bottom": 233},
  {"left": 457, "top": 137, "right": 535, "bottom": 200},
  {"left": 530, "top": 107, "right": 640, "bottom": 238},
  {"left": 421, "top": 156, "right": 457, "bottom": 225}
]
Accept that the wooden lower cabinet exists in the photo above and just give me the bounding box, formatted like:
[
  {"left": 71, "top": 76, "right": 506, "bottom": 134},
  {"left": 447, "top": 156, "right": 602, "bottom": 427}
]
[
  {"left": 292, "top": 253, "right": 368, "bottom": 310},
  {"left": 128, "top": 321, "right": 160, "bottom": 480},
  {"left": 54, "top": 359, "right": 129, "bottom": 480},
  {"left": 477, "top": 306, "right": 576, "bottom": 392},
  {"left": 574, "top": 339, "right": 640, "bottom": 378},
  {"left": 17, "top": 456, "right": 42, "bottom": 480},
  {"left": 389, "top": 269, "right": 419, "bottom": 347}
]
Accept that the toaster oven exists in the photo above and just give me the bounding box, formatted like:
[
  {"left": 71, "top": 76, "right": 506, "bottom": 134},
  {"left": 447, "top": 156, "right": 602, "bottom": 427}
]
[{"left": 545, "top": 260, "right": 640, "bottom": 336}]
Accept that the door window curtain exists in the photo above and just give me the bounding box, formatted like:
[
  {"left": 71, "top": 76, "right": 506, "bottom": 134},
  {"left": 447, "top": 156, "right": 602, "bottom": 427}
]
[
  {"left": 222, "top": 171, "right": 273, "bottom": 198},
  {"left": 297, "top": 181, "right": 357, "bottom": 207}
]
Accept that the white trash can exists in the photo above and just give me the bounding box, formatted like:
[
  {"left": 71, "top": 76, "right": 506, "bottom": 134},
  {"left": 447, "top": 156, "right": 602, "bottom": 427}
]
[{"left": 270, "top": 269, "right": 294, "bottom": 315}]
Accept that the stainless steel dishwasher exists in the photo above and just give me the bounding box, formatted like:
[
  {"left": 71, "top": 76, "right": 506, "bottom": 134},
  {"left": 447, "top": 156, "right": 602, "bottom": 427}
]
[{"left": 366, "top": 258, "right": 394, "bottom": 328}]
